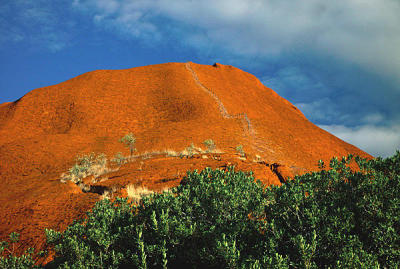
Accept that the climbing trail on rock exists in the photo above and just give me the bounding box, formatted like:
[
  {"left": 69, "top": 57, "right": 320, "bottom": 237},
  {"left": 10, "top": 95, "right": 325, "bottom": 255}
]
[{"left": 185, "top": 62, "right": 272, "bottom": 155}]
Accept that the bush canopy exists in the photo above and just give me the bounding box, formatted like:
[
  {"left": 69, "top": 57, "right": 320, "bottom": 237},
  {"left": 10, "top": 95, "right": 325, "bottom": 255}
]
[{"left": 2, "top": 151, "right": 400, "bottom": 268}]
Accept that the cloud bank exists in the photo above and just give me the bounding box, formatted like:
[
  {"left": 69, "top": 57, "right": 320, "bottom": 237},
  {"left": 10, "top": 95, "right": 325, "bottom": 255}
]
[
  {"left": 72, "top": 0, "right": 400, "bottom": 81},
  {"left": 319, "top": 124, "right": 400, "bottom": 157}
]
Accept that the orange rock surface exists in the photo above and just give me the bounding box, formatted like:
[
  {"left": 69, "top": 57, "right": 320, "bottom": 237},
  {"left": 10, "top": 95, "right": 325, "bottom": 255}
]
[{"left": 0, "top": 62, "right": 371, "bottom": 262}]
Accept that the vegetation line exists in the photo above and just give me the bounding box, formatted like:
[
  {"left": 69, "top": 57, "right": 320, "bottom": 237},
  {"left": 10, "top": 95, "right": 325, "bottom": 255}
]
[{"left": 3, "top": 152, "right": 399, "bottom": 268}]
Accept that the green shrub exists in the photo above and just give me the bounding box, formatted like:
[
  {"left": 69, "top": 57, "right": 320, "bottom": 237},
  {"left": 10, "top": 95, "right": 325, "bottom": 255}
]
[
  {"left": 235, "top": 144, "right": 245, "bottom": 157},
  {"left": 180, "top": 143, "right": 196, "bottom": 158},
  {"left": 0, "top": 233, "right": 39, "bottom": 269},
  {"left": 24, "top": 151, "right": 400, "bottom": 268},
  {"left": 111, "top": 152, "right": 128, "bottom": 166},
  {"left": 119, "top": 133, "right": 136, "bottom": 157},
  {"left": 63, "top": 152, "right": 108, "bottom": 183},
  {"left": 46, "top": 167, "right": 270, "bottom": 268},
  {"left": 203, "top": 139, "right": 216, "bottom": 153}
]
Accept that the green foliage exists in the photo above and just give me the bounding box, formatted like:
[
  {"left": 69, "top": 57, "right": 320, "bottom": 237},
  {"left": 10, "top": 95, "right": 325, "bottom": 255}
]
[
  {"left": 111, "top": 152, "right": 128, "bottom": 166},
  {"left": 45, "top": 198, "right": 137, "bottom": 268},
  {"left": 119, "top": 133, "right": 136, "bottom": 156},
  {"left": 46, "top": 167, "right": 270, "bottom": 268},
  {"left": 203, "top": 139, "right": 216, "bottom": 152},
  {"left": 18, "top": 151, "right": 400, "bottom": 268},
  {"left": 259, "top": 152, "right": 400, "bottom": 268},
  {"left": 180, "top": 143, "right": 196, "bottom": 158},
  {"left": 0, "top": 233, "right": 39, "bottom": 269},
  {"left": 65, "top": 152, "right": 107, "bottom": 183},
  {"left": 235, "top": 144, "right": 245, "bottom": 157}
]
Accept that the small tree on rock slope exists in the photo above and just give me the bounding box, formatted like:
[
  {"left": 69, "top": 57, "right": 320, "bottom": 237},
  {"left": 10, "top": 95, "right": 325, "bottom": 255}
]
[{"left": 119, "top": 133, "right": 136, "bottom": 157}]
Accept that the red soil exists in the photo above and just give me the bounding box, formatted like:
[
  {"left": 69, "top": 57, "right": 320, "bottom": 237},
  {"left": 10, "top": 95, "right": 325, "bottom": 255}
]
[{"left": 0, "top": 62, "right": 371, "bottom": 263}]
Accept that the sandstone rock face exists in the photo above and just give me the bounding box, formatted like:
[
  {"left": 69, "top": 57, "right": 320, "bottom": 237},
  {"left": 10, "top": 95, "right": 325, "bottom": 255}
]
[{"left": 0, "top": 62, "right": 370, "bottom": 260}]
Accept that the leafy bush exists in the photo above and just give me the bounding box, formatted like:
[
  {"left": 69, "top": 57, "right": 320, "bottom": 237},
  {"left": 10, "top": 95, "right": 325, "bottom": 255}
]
[
  {"left": 62, "top": 153, "right": 108, "bottom": 183},
  {"left": 46, "top": 167, "right": 269, "bottom": 268},
  {"left": 0, "top": 233, "right": 39, "bottom": 269},
  {"left": 235, "top": 144, "right": 245, "bottom": 157},
  {"left": 13, "top": 151, "right": 400, "bottom": 268},
  {"left": 180, "top": 143, "right": 197, "bottom": 158},
  {"left": 203, "top": 139, "right": 216, "bottom": 153},
  {"left": 111, "top": 152, "right": 128, "bottom": 166}
]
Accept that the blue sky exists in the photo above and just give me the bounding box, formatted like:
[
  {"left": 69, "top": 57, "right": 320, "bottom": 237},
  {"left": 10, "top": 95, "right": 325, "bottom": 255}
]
[{"left": 1, "top": 0, "right": 399, "bottom": 157}]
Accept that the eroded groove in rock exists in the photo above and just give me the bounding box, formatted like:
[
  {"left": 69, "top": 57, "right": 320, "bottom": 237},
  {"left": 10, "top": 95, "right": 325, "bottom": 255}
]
[
  {"left": 78, "top": 182, "right": 113, "bottom": 195},
  {"left": 257, "top": 161, "right": 287, "bottom": 184},
  {"left": 270, "top": 163, "right": 287, "bottom": 184}
]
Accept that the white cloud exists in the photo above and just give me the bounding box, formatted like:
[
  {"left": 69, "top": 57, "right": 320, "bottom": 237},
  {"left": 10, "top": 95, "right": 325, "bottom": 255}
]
[
  {"left": 362, "top": 113, "right": 385, "bottom": 125},
  {"left": 73, "top": 0, "right": 400, "bottom": 81},
  {"left": 319, "top": 124, "right": 400, "bottom": 157}
]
